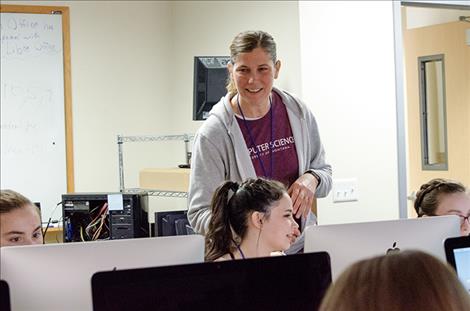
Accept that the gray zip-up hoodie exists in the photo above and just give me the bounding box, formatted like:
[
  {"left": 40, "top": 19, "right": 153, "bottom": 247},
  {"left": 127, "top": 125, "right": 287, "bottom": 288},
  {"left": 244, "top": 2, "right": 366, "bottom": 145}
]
[{"left": 188, "top": 87, "right": 332, "bottom": 253}]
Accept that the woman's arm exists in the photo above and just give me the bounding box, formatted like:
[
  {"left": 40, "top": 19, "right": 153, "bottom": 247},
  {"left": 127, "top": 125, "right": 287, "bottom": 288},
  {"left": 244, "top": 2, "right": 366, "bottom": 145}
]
[{"left": 187, "top": 133, "right": 226, "bottom": 235}]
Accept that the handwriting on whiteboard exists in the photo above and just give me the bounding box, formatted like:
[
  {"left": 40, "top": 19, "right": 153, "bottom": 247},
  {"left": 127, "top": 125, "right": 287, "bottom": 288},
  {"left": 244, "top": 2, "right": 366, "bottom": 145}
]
[{"left": 0, "top": 15, "right": 61, "bottom": 59}]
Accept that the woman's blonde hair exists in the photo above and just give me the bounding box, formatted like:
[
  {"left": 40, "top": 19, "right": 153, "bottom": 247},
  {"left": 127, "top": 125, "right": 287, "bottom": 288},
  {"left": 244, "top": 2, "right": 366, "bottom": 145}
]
[
  {"left": 0, "top": 189, "right": 38, "bottom": 215},
  {"left": 226, "top": 30, "right": 277, "bottom": 96},
  {"left": 320, "top": 250, "right": 470, "bottom": 311}
]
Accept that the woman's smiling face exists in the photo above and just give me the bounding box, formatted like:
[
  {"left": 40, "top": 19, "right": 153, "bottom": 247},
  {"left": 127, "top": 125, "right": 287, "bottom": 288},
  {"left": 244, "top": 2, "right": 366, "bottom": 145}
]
[
  {"left": 228, "top": 47, "right": 280, "bottom": 106},
  {"left": 260, "top": 193, "right": 299, "bottom": 252}
]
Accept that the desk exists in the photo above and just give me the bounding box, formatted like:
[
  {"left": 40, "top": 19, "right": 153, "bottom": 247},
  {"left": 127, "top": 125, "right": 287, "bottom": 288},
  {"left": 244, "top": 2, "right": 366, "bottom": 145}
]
[{"left": 44, "top": 227, "right": 63, "bottom": 244}]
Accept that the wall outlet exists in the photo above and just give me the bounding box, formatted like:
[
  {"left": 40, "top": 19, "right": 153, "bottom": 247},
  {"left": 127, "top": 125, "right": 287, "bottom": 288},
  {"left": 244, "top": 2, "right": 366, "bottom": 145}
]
[{"left": 333, "top": 178, "right": 358, "bottom": 203}]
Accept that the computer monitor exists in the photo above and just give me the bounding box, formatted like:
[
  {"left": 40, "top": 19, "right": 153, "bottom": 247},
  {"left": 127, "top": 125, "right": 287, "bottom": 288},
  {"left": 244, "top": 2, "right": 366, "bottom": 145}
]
[
  {"left": 444, "top": 236, "right": 470, "bottom": 293},
  {"left": 0, "top": 235, "right": 204, "bottom": 311},
  {"left": 154, "top": 210, "right": 188, "bottom": 236},
  {"left": 0, "top": 280, "right": 11, "bottom": 311},
  {"left": 193, "top": 56, "right": 230, "bottom": 120},
  {"left": 305, "top": 215, "right": 461, "bottom": 279},
  {"left": 92, "top": 252, "right": 332, "bottom": 311}
]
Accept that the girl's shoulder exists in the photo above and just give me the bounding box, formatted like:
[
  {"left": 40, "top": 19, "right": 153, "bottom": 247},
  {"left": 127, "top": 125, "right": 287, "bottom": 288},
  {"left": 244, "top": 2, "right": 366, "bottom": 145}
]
[{"left": 214, "top": 253, "right": 236, "bottom": 261}]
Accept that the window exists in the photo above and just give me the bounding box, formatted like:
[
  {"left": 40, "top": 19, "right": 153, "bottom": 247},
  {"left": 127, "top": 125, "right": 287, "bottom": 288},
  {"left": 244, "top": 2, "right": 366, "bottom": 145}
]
[{"left": 418, "top": 54, "right": 448, "bottom": 170}]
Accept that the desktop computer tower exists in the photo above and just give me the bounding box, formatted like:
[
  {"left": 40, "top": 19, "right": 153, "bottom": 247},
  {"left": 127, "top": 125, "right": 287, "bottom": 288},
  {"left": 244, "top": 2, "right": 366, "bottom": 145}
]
[{"left": 62, "top": 193, "right": 149, "bottom": 242}]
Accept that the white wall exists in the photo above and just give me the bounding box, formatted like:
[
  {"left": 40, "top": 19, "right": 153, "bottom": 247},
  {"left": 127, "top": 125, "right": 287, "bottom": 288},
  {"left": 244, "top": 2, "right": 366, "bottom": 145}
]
[
  {"left": 3, "top": 0, "right": 402, "bottom": 225},
  {"left": 2, "top": 1, "right": 301, "bottom": 219},
  {"left": 298, "top": 1, "right": 400, "bottom": 224},
  {"left": 3, "top": 1, "right": 176, "bottom": 195},
  {"left": 68, "top": 2, "right": 177, "bottom": 193},
  {"left": 406, "top": 6, "right": 469, "bottom": 29},
  {"left": 168, "top": 1, "right": 302, "bottom": 134},
  {"left": 162, "top": 1, "right": 302, "bottom": 215}
]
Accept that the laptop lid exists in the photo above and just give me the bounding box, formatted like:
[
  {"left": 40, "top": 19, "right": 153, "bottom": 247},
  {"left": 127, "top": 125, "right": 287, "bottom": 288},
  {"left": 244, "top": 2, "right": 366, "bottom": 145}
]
[
  {"left": 92, "top": 252, "right": 332, "bottom": 311},
  {"left": 305, "top": 215, "right": 460, "bottom": 279},
  {"left": 0, "top": 280, "right": 11, "bottom": 311},
  {"left": 0, "top": 235, "right": 204, "bottom": 311},
  {"left": 444, "top": 236, "right": 470, "bottom": 293}
]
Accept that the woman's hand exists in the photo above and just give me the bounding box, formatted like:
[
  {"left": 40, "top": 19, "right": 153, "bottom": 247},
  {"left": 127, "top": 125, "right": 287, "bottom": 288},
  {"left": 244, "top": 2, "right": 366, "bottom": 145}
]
[{"left": 288, "top": 173, "right": 318, "bottom": 219}]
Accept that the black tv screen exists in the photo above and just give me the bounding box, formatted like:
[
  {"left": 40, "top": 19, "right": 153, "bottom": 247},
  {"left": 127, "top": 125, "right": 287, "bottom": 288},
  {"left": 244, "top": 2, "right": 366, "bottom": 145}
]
[
  {"left": 91, "top": 252, "right": 332, "bottom": 311},
  {"left": 193, "top": 56, "right": 230, "bottom": 120}
]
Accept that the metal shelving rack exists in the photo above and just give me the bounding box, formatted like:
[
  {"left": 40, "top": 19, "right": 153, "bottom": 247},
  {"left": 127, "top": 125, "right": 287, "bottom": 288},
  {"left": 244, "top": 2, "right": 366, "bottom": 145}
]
[{"left": 117, "top": 134, "right": 194, "bottom": 197}]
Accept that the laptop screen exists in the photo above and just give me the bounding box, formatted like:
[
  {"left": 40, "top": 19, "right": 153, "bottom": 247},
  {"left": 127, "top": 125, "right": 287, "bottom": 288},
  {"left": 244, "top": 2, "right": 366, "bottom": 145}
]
[
  {"left": 92, "top": 252, "right": 332, "bottom": 311},
  {"left": 445, "top": 236, "right": 470, "bottom": 293},
  {"left": 305, "top": 216, "right": 461, "bottom": 280},
  {"left": 0, "top": 235, "right": 204, "bottom": 310}
]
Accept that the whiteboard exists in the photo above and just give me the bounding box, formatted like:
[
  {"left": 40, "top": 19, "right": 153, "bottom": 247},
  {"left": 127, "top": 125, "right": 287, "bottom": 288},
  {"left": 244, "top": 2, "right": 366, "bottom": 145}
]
[{"left": 1, "top": 12, "right": 67, "bottom": 222}]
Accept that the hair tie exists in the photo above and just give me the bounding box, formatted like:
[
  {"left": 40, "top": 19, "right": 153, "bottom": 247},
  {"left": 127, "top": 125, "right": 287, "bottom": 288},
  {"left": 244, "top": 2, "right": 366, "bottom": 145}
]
[
  {"left": 227, "top": 182, "right": 239, "bottom": 203},
  {"left": 415, "top": 182, "right": 445, "bottom": 215},
  {"left": 421, "top": 182, "right": 444, "bottom": 198},
  {"left": 230, "top": 182, "right": 239, "bottom": 192}
]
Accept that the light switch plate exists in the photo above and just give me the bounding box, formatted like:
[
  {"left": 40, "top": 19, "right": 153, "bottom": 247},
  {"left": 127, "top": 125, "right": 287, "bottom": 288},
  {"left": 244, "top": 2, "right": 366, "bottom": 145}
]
[{"left": 333, "top": 178, "right": 358, "bottom": 203}]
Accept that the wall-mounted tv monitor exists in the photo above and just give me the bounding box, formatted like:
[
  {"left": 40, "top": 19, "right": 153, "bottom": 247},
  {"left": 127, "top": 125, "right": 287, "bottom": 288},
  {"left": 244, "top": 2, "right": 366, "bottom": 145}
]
[{"left": 193, "top": 56, "right": 230, "bottom": 120}]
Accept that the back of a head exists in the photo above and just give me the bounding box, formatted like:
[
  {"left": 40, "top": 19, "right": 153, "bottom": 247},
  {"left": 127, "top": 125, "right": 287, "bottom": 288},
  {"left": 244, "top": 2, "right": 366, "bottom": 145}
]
[
  {"left": 319, "top": 250, "right": 470, "bottom": 311},
  {"left": 414, "top": 178, "right": 466, "bottom": 217}
]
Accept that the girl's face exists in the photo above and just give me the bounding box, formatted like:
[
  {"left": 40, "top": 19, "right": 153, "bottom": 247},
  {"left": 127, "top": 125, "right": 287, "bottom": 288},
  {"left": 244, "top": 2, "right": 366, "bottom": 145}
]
[
  {"left": 435, "top": 192, "right": 470, "bottom": 236},
  {"left": 0, "top": 204, "right": 43, "bottom": 247},
  {"left": 228, "top": 47, "right": 280, "bottom": 106},
  {"left": 260, "top": 193, "right": 299, "bottom": 251}
]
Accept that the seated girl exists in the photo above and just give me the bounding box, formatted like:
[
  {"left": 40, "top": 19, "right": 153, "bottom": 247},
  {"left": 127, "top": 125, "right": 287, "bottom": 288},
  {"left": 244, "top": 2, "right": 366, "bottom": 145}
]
[
  {"left": 0, "top": 189, "right": 43, "bottom": 247},
  {"left": 414, "top": 178, "right": 470, "bottom": 236},
  {"left": 205, "top": 178, "right": 299, "bottom": 261}
]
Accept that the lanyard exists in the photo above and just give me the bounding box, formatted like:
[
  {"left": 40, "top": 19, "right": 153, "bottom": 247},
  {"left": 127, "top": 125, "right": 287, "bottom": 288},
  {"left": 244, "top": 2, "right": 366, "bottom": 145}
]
[{"left": 237, "top": 95, "right": 274, "bottom": 179}]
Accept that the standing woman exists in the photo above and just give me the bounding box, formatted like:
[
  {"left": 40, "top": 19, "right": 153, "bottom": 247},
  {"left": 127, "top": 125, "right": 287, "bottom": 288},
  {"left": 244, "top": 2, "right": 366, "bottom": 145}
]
[{"left": 189, "top": 30, "right": 332, "bottom": 253}]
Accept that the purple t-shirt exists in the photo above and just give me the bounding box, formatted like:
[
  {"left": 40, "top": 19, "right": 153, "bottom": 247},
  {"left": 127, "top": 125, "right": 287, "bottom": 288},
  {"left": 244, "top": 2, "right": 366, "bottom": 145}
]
[{"left": 236, "top": 92, "right": 299, "bottom": 187}]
